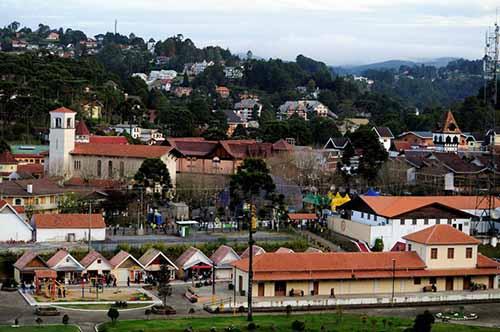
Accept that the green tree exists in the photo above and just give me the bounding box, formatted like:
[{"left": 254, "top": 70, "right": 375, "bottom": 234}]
[
  {"left": 107, "top": 307, "right": 119, "bottom": 324},
  {"left": 157, "top": 263, "right": 173, "bottom": 306},
  {"left": 230, "top": 158, "right": 275, "bottom": 209},
  {"left": 348, "top": 126, "right": 388, "bottom": 183},
  {"left": 412, "top": 310, "right": 435, "bottom": 332},
  {"left": 309, "top": 117, "right": 340, "bottom": 146},
  {"left": 134, "top": 158, "right": 172, "bottom": 196}
]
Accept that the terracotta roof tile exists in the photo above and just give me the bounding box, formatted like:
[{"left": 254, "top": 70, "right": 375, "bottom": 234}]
[
  {"left": 210, "top": 245, "right": 239, "bottom": 265},
  {"left": 240, "top": 245, "right": 266, "bottom": 259},
  {"left": 46, "top": 249, "right": 70, "bottom": 268},
  {"left": 80, "top": 250, "right": 111, "bottom": 268},
  {"left": 71, "top": 143, "right": 171, "bottom": 158},
  {"left": 50, "top": 107, "right": 76, "bottom": 114},
  {"left": 275, "top": 247, "right": 294, "bottom": 253},
  {"left": 75, "top": 121, "right": 90, "bottom": 136},
  {"left": 89, "top": 136, "right": 129, "bottom": 145},
  {"left": 403, "top": 224, "right": 480, "bottom": 245},
  {"left": 288, "top": 213, "right": 318, "bottom": 220},
  {"left": 233, "top": 252, "right": 426, "bottom": 274},
  {"left": 14, "top": 251, "right": 47, "bottom": 270},
  {"left": 0, "top": 151, "right": 18, "bottom": 164},
  {"left": 33, "top": 213, "right": 105, "bottom": 229},
  {"left": 17, "top": 163, "right": 44, "bottom": 175},
  {"left": 350, "top": 195, "right": 495, "bottom": 219}
]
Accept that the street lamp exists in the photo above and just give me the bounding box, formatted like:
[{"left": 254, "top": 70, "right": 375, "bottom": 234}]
[{"left": 391, "top": 259, "right": 396, "bottom": 305}]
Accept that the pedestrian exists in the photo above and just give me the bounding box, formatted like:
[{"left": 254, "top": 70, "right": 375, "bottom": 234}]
[
  {"left": 112, "top": 276, "right": 117, "bottom": 287},
  {"left": 127, "top": 276, "right": 130, "bottom": 287},
  {"left": 63, "top": 287, "right": 66, "bottom": 298},
  {"left": 21, "top": 282, "right": 26, "bottom": 294}
]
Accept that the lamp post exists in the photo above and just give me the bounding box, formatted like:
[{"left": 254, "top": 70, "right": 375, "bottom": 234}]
[{"left": 391, "top": 259, "right": 396, "bottom": 306}]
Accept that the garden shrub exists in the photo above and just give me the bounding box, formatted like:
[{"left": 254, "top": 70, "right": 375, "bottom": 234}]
[{"left": 291, "top": 320, "right": 305, "bottom": 331}]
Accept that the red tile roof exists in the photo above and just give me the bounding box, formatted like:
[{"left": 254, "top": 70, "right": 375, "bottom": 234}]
[
  {"left": 0, "top": 151, "right": 18, "bottom": 164},
  {"left": 46, "top": 249, "right": 70, "bottom": 268},
  {"left": 233, "top": 252, "right": 426, "bottom": 274},
  {"left": 352, "top": 195, "right": 492, "bottom": 218},
  {"left": 288, "top": 213, "right": 318, "bottom": 220},
  {"left": 403, "top": 224, "right": 480, "bottom": 245},
  {"left": 0, "top": 199, "right": 25, "bottom": 214},
  {"left": 275, "top": 247, "right": 294, "bottom": 253},
  {"left": 210, "top": 245, "right": 239, "bottom": 265},
  {"left": 89, "top": 136, "right": 129, "bottom": 145},
  {"left": 65, "top": 177, "right": 122, "bottom": 189},
  {"left": 80, "top": 250, "right": 111, "bottom": 268},
  {"left": 17, "top": 163, "right": 44, "bottom": 175},
  {"left": 14, "top": 251, "right": 48, "bottom": 270},
  {"left": 71, "top": 143, "right": 171, "bottom": 158},
  {"left": 50, "top": 107, "right": 76, "bottom": 114},
  {"left": 240, "top": 245, "right": 266, "bottom": 259},
  {"left": 75, "top": 121, "right": 90, "bottom": 136},
  {"left": 109, "top": 250, "right": 144, "bottom": 268},
  {"left": 33, "top": 213, "right": 106, "bottom": 229}
]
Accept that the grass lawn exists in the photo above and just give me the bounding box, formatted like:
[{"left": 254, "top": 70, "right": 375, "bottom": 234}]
[
  {"left": 0, "top": 325, "right": 79, "bottom": 332},
  {"left": 57, "top": 303, "right": 151, "bottom": 310},
  {"left": 99, "top": 313, "right": 500, "bottom": 332}
]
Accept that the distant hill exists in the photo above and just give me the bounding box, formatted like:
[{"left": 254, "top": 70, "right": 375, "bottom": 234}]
[{"left": 333, "top": 57, "right": 459, "bottom": 76}]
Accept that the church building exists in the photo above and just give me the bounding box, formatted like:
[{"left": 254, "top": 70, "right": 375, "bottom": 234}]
[
  {"left": 46, "top": 107, "right": 176, "bottom": 185},
  {"left": 433, "top": 111, "right": 462, "bottom": 153}
]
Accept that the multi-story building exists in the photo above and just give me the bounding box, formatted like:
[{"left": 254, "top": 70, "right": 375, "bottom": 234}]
[{"left": 278, "top": 101, "right": 332, "bottom": 121}]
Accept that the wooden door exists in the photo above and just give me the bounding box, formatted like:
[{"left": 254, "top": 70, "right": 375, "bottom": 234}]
[
  {"left": 275, "top": 281, "right": 286, "bottom": 296},
  {"left": 258, "top": 282, "right": 265, "bottom": 296},
  {"left": 313, "top": 281, "right": 319, "bottom": 295},
  {"left": 445, "top": 277, "right": 453, "bottom": 291},
  {"left": 489, "top": 276, "right": 495, "bottom": 289},
  {"left": 463, "top": 276, "right": 471, "bottom": 290}
]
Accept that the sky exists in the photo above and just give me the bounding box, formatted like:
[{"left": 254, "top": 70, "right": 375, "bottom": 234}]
[{"left": 0, "top": 0, "right": 498, "bottom": 65}]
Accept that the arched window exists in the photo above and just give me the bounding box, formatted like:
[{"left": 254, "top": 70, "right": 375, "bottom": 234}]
[
  {"left": 14, "top": 198, "right": 22, "bottom": 205},
  {"left": 453, "top": 136, "right": 458, "bottom": 144},
  {"left": 55, "top": 117, "right": 62, "bottom": 128},
  {"left": 108, "top": 160, "right": 113, "bottom": 178},
  {"left": 66, "top": 118, "right": 72, "bottom": 128},
  {"left": 97, "top": 160, "right": 102, "bottom": 177},
  {"left": 445, "top": 136, "right": 451, "bottom": 144},
  {"left": 119, "top": 161, "right": 125, "bottom": 177}
]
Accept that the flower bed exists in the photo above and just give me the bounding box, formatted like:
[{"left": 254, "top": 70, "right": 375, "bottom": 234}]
[{"left": 435, "top": 311, "right": 478, "bottom": 321}]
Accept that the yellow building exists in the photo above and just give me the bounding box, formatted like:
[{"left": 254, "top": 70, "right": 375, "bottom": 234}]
[{"left": 233, "top": 225, "right": 500, "bottom": 297}]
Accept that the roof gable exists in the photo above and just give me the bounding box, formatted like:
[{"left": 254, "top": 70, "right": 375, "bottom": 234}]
[
  {"left": 211, "top": 245, "right": 240, "bottom": 265},
  {"left": 138, "top": 248, "right": 178, "bottom": 270},
  {"left": 46, "top": 250, "right": 84, "bottom": 270},
  {"left": 403, "top": 224, "right": 480, "bottom": 245},
  {"left": 110, "top": 250, "right": 145, "bottom": 269},
  {"left": 14, "top": 251, "right": 48, "bottom": 270},
  {"left": 175, "top": 247, "right": 212, "bottom": 269}
]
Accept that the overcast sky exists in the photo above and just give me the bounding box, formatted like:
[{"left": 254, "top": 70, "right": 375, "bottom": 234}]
[{"left": 1, "top": 0, "right": 498, "bottom": 65}]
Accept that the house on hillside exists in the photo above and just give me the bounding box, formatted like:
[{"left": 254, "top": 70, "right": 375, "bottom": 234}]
[
  {"left": 333, "top": 195, "right": 475, "bottom": 251},
  {"left": 32, "top": 213, "right": 106, "bottom": 242},
  {"left": 234, "top": 99, "right": 262, "bottom": 122},
  {"left": 393, "top": 131, "right": 433, "bottom": 151},
  {"left": 372, "top": 127, "right": 394, "bottom": 152},
  {"left": 278, "top": 101, "right": 333, "bottom": 121},
  {"left": 211, "top": 245, "right": 240, "bottom": 279},
  {"left": 138, "top": 248, "right": 178, "bottom": 281},
  {"left": 232, "top": 225, "right": 500, "bottom": 298}
]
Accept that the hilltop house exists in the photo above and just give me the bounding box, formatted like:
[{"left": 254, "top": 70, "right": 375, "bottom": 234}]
[
  {"left": 278, "top": 101, "right": 333, "bottom": 121},
  {"left": 233, "top": 225, "right": 500, "bottom": 298},
  {"left": 234, "top": 99, "right": 262, "bottom": 122},
  {"left": 211, "top": 245, "right": 240, "bottom": 279},
  {"left": 372, "top": 127, "right": 394, "bottom": 152}
]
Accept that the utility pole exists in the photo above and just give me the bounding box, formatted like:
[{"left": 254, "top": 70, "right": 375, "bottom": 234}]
[
  {"left": 391, "top": 259, "right": 396, "bottom": 306},
  {"left": 247, "top": 203, "right": 256, "bottom": 321},
  {"left": 88, "top": 201, "right": 92, "bottom": 252}
]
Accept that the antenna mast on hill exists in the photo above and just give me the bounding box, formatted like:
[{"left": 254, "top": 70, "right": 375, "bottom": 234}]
[
  {"left": 479, "top": 18, "right": 500, "bottom": 234},
  {"left": 114, "top": 19, "right": 117, "bottom": 35}
]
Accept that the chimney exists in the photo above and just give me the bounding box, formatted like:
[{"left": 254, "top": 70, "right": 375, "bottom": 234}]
[{"left": 26, "top": 184, "right": 33, "bottom": 194}]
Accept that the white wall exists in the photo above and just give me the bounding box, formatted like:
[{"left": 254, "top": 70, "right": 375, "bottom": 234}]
[
  {"left": 347, "top": 211, "right": 470, "bottom": 251},
  {"left": 36, "top": 228, "right": 105, "bottom": 242},
  {"left": 0, "top": 214, "right": 32, "bottom": 242}
]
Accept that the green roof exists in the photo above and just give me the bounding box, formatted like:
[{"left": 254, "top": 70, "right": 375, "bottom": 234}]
[{"left": 10, "top": 145, "right": 49, "bottom": 155}]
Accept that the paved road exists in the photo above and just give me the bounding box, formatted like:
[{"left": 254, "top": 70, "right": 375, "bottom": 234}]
[
  {"left": 0, "top": 231, "right": 294, "bottom": 253},
  {"left": 5, "top": 281, "right": 500, "bottom": 332}
]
